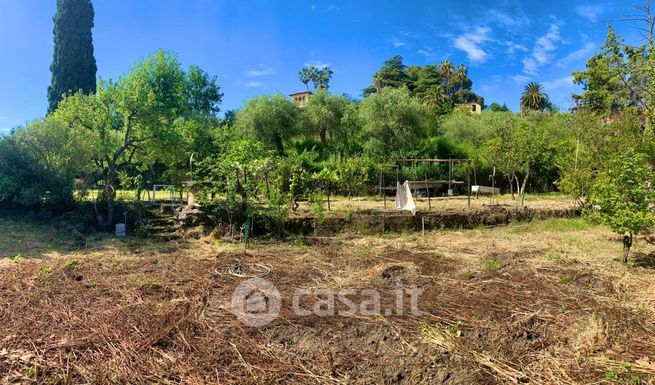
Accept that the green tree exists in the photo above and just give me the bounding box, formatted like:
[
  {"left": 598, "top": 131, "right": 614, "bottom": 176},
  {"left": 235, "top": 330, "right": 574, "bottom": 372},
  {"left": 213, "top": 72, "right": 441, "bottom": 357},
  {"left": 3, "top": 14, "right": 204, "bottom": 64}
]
[
  {"left": 588, "top": 150, "right": 655, "bottom": 263},
  {"left": 557, "top": 109, "right": 650, "bottom": 206},
  {"left": 520, "top": 82, "right": 550, "bottom": 112},
  {"left": 572, "top": 24, "right": 655, "bottom": 124},
  {"left": 298, "top": 66, "right": 333, "bottom": 91},
  {"left": 421, "top": 85, "right": 449, "bottom": 112},
  {"left": 573, "top": 27, "right": 628, "bottom": 115},
  {"left": 454, "top": 64, "right": 468, "bottom": 92},
  {"left": 185, "top": 65, "right": 223, "bottom": 116},
  {"left": 54, "top": 51, "right": 191, "bottom": 227},
  {"left": 237, "top": 94, "right": 299, "bottom": 156},
  {"left": 489, "top": 102, "right": 509, "bottom": 112},
  {"left": 412, "top": 65, "right": 443, "bottom": 97},
  {"left": 482, "top": 114, "right": 545, "bottom": 202},
  {"left": 196, "top": 131, "right": 273, "bottom": 227},
  {"left": 334, "top": 157, "right": 371, "bottom": 198},
  {"left": 439, "top": 60, "right": 455, "bottom": 96},
  {"left": 48, "top": 0, "right": 97, "bottom": 113},
  {"left": 299, "top": 67, "right": 318, "bottom": 91},
  {"left": 315, "top": 66, "right": 334, "bottom": 90},
  {"left": 359, "top": 87, "right": 429, "bottom": 161},
  {"left": 364, "top": 56, "right": 410, "bottom": 95},
  {"left": 302, "top": 90, "right": 349, "bottom": 148},
  {"left": 0, "top": 116, "right": 90, "bottom": 207}
]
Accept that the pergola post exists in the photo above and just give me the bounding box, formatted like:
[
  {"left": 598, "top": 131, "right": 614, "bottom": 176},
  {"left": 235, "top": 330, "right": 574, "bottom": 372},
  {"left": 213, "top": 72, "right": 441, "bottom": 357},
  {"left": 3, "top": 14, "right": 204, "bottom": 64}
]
[{"left": 467, "top": 162, "right": 471, "bottom": 208}]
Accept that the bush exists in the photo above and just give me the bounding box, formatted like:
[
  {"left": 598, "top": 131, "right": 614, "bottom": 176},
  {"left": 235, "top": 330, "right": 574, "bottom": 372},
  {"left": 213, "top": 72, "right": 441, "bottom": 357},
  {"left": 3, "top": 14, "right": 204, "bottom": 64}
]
[{"left": 0, "top": 118, "right": 88, "bottom": 208}]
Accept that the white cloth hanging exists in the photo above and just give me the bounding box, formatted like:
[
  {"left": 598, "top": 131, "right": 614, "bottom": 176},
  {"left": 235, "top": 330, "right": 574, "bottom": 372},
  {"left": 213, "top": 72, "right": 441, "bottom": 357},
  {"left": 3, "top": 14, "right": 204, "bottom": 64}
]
[{"left": 394, "top": 181, "right": 416, "bottom": 214}]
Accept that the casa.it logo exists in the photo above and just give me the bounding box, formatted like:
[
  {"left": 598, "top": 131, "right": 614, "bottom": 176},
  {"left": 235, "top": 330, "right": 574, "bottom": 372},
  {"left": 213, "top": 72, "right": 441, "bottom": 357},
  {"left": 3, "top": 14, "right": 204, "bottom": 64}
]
[{"left": 230, "top": 278, "right": 281, "bottom": 327}]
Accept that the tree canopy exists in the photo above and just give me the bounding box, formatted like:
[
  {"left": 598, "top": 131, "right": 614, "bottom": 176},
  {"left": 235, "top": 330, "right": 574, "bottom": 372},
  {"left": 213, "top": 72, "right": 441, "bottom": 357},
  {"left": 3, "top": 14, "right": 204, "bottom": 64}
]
[
  {"left": 363, "top": 56, "right": 482, "bottom": 114},
  {"left": 48, "top": 0, "right": 97, "bottom": 113}
]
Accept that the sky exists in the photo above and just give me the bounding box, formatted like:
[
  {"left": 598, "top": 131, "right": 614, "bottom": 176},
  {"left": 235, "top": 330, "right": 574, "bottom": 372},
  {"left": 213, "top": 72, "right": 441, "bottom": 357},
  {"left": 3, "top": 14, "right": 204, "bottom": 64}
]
[{"left": 0, "top": 0, "right": 645, "bottom": 135}]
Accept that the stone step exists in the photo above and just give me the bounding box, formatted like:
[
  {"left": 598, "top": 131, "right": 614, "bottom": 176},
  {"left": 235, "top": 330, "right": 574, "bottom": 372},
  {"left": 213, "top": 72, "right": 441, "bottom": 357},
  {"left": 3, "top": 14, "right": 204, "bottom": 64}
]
[
  {"left": 142, "top": 218, "right": 176, "bottom": 226},
  {"left": 142, "top": 224, "right": 175, "bottom": 233}
]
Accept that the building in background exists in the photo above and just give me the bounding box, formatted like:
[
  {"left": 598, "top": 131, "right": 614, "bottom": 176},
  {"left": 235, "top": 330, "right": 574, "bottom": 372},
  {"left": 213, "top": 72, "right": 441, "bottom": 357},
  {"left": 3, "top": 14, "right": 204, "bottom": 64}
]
[{"left": 290, "top": 90, "right": 312, "bottom": 107}]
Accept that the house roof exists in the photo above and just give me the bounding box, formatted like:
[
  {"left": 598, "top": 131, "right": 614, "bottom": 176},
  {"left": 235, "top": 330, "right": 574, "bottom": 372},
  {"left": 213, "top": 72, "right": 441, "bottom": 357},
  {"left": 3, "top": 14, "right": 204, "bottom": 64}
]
[{"left": 289, "top": 90, "right": 313, "bottom": 97}]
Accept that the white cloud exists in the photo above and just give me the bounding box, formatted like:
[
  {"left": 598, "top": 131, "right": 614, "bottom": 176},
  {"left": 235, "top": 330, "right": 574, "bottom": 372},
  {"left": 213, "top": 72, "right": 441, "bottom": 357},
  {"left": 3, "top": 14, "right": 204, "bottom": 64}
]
[
  {"left": 506, "top": 41, "right": 528, "bottom": 54},
  {"left": 417, "top": 48, "right": 436, "bottom": 58},
  {"left": 244, "top": 65, "right": 276, "bottom": 78},
  {"left": 245, "top": 81, "right": 264, "bottom": 88},
  {"left": 510, "top": 74, "right": 532, "bottom": 84},
  {"left": 522, "top": 57, "right": 539, "bottom": 74},
  {"left": 389, "top": 37, "right": 407, "bottom": 48},
  {"left": 310, "top": 4, "right": 340, "bottom": 12},
  {"left": 522, "top": 24, "right": 561, "bottom": 74},
  {"left": 556, "top": 42, "right": 596, "bottom": 68},
  {"left": 487, "top": 10, "right": 530, "bottom": 27},
  {"left": 304, "top": 60, "right": 330, "bottom": 68},
  {"left": 0, "top": 116, "right": 7, "bottom": 120},
  {"left": 453, "top": 26, "right": 492, "bottom": 63},
  {"left": 575, "top": 4, "right": 604, "bottom": 23},
  {"left": 543, "top": 76, "right": 574, "bottom": 90}
]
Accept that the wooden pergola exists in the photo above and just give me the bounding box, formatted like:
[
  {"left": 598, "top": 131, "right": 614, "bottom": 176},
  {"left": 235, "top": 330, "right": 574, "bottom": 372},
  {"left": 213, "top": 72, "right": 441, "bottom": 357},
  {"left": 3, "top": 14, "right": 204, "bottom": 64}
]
[{"left": 379, "top": 158, "right": 474, "bottom": 210}]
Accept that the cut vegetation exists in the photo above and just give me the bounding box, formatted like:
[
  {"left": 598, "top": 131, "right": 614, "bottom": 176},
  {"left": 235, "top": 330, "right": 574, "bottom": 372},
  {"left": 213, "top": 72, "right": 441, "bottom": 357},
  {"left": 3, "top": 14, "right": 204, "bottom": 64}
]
[{"left": 1, "top": 217, "right": 654, "bottom": 384}]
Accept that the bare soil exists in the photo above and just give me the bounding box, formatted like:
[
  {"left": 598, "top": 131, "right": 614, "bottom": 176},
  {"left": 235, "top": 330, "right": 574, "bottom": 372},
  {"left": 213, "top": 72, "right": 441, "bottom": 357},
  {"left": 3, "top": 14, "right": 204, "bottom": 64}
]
[{"left": 1, "top": 217, "right": 654, "bottom": 384}]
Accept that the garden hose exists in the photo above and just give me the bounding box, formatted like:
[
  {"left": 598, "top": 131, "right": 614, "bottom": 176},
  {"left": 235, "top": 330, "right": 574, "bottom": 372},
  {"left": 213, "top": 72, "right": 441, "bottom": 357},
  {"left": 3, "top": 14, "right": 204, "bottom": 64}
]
[{"left": 215, "top": 260, "right": 272, "bottom": 278}]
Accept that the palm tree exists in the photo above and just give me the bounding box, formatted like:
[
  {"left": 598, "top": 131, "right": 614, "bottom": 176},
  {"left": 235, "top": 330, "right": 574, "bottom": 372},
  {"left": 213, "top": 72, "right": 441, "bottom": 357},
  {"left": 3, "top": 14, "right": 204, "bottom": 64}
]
[
  {"left": 421, "top": 85, "right": 448, "bottom": 110},
  {"left": 520, "top": 82, "right": 550, "bottom": 112},
  {"left": 314, "top": 66, "right": 333, "bottom": 90},
  {"left": 439, "top": 60, "right": 454, "bottom": 95},
  {"left": 454, "top": 64, "right": 468, "bottom": 91},
  {"left": 299, "top": 67, "right": 318, "bottom": 91},
  {"left": 373, "top": 72, "right": 384, "bottom": 93},
  {"left": 299, "top": 68, "right": 312, "bottom": 91}
]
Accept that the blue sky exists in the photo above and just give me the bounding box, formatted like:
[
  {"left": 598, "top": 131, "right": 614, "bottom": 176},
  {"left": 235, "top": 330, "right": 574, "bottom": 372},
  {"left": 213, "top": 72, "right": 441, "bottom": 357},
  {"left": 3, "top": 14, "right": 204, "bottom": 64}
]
[{"left": 0, "top": 0, "right": 642, "bottom": 134}]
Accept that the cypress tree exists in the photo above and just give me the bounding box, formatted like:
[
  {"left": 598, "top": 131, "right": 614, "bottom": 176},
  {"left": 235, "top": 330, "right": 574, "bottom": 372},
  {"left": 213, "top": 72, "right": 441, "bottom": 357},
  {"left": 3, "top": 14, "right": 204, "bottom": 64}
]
[{"left": 47, "top": 0, "right": 97, "bottom": 113}]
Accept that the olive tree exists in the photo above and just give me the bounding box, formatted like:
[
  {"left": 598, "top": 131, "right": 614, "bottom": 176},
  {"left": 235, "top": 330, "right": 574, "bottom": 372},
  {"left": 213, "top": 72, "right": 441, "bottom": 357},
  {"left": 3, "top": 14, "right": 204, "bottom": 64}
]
[
  {"left": 55, "top": 51, "right": 210, "bottom": 227},
  {"left": 359, "top": 87, "right": 429, "bottom": 161},
  {"left": 237, "top": 94, "right": 299, "bottom": 156}
]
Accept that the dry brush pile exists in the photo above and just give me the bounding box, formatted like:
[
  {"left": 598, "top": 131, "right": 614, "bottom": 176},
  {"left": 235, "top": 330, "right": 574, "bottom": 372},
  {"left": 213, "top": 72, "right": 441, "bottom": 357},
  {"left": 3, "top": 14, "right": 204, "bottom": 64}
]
[{"left": 0, "top": 228, "right": 654, "bottom": 384}]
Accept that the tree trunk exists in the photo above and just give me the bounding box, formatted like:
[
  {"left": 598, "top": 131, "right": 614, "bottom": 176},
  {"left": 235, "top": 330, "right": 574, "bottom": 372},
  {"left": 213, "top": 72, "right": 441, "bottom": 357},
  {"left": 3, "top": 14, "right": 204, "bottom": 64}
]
[
  {"left": 320, "top": 128, "right": 327, "bottom": 148},
  {"left": 508, "top": 176, "right": 515, "bottom": 200},
  {"left": 623, "top": 233, "right": 633, "bottom": 263},
  {"left": 520, "top": 166, "right": 530, "bottom": 207},
  {"left": 105, "top": 165, "right": 117, "bottom": 231},
  {"left": 274, "top": 136, "right": 285, "bottom": 156}
]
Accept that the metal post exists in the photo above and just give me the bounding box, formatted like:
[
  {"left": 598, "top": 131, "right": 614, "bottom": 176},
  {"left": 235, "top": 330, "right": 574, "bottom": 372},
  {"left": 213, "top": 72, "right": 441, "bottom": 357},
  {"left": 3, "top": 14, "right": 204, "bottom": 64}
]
[
  {"left": 382, "top": 169, "right": 387, "bottom": 209},
  {"left": 425, "top": 168, "right": 431, "bottom": 210},
  {"left": 467, "top": 163, "right": 471, "bottom": 209}
]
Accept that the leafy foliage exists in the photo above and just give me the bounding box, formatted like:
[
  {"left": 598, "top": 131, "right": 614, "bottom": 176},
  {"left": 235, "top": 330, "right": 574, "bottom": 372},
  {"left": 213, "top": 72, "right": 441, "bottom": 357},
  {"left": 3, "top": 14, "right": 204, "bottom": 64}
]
[
  {"left": 364, "top": 56, "right": 482, "bottom": 113},
  {"left": 587, "top": 150, "right": 655, "bottom": 261},
  {"left": 237, "top": 94, "right": 299, "bottom": 156},
  {"left": 359, "top": 87, "right": 430, "bottom": 161},
  {"left": 520, "top": 82, "right": 550, "bottom": 112},
  {"left": 48, "top": 0, "right": 97, "bottom": 113},
  {"left": 0, "top": 117, "right": 89, "bottom": 207},
  {"left": 53, "top": 51, "right": 221, "bottom": 226}
]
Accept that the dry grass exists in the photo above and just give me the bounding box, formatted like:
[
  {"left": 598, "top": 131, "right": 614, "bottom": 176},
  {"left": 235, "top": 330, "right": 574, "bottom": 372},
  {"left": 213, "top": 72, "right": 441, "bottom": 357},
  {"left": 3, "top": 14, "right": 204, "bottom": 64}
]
[
  {"left": 1, "top": 216, "right": 655, "bottom": 384},
  {"left": 290, "top": 193, "right": 576, "bottom": 216}
]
